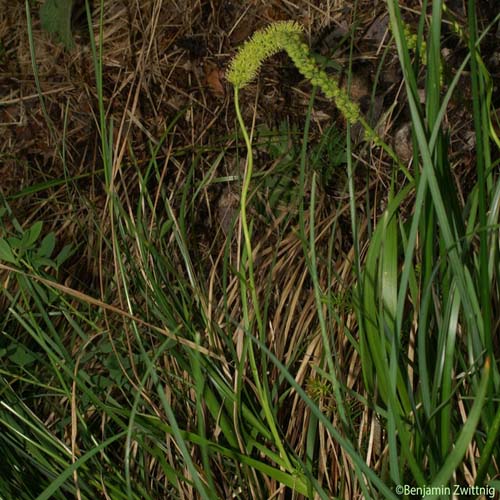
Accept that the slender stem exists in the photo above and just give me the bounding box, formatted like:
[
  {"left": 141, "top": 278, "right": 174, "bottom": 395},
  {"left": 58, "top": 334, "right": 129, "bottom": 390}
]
[
  {"left": 233, "top": 87, "right": 292, "bottom": 471},
  {"left": 234, "top": 88, "right": 263, "bottom": 336}
]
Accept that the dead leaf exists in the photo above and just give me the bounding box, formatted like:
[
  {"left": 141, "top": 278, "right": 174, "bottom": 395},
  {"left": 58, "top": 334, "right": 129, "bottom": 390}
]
[
  {"left": 365, "top": 14, "right": 389, "bottom": 44},
  {"left": 205, "top": 64, "right": 225, "bottom": 98},
  {"left": 230, "top": 20, "right": 255, "bottom": 45}
]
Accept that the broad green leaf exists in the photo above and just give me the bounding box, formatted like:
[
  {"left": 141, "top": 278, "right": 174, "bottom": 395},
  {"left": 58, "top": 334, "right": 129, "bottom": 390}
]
[
  {"left": 24, "top": 221, "right": 43, "bottom": 248},
  {"left": 55, "top": 244, "right": 73, "bottom": 267},
  {"left": 30, "top": 256, "right": 57, "bottom": 270},
  {"left": 37, "top": 232, "right": 56, "bottom": 259},
  {"left": 0, "top": 238, "right": 17, "bottom": 264},
  {"left": 7, "top": 236, "right": 22, "bottom": 249},
  {"left": 40, "top": 0, "right": 74, "bottom": 49},
  {"left": 8, "top": 345, "right": 37, "bottom": 367}
]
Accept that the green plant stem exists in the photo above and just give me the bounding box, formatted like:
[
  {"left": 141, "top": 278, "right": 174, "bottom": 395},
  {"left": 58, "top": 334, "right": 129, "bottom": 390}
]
[
  {"left": 233, "top": 88, "right": 263, "bottom": 336},
  {"left": 228, "top": 22, "right": 413, "bottom": 181},
  {"left": 468, "top": 0, "right": 493, "bottom": 361},
  {"left": 233, "top": 87, "right": 293, "bottom": 473}
]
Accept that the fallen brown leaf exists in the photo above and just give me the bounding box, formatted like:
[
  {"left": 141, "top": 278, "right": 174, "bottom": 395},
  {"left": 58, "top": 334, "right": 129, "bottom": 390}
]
[{"left": 205, "top": 64, "right": 225, "bottom": 98}]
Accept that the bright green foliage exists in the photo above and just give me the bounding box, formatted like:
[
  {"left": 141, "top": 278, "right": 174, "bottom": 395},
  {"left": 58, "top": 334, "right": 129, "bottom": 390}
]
[
  {"left": 0, "top": 219, "right": 72, "bottom": 272},
  {"left": 284, "top": 35, "right": 361, "bottom": 124},
  {"left": 40, "top": 0, "right": 74, "bottom": 49},
  {"left": 402, "top": 22, "right": 427, "bottom": 65}
]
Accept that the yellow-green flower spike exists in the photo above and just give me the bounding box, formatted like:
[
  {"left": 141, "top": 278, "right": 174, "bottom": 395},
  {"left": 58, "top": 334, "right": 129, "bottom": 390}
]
[
  {"left": 227, "top": 22, "right": 361, "bottom": 125},
  {"left": 403, "top": 22, "right": 427, "bottom": 66},
  {"left": 226, "top": 21, "right": 304, "bottom": 89},
  {"left": 283, "top": 35, "right": 361, "bottom": 124}
]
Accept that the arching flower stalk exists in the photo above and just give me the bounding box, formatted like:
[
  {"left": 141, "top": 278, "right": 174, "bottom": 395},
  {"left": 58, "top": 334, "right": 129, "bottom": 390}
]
[{"left": 228, "top": 21, "right": 408, "bottom": 177}]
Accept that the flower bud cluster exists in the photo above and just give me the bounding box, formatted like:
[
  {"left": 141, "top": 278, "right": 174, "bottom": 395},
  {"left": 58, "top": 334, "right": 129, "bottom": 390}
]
[{"left": 402, "top": 23, "right": 427, "bottom": 66}]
